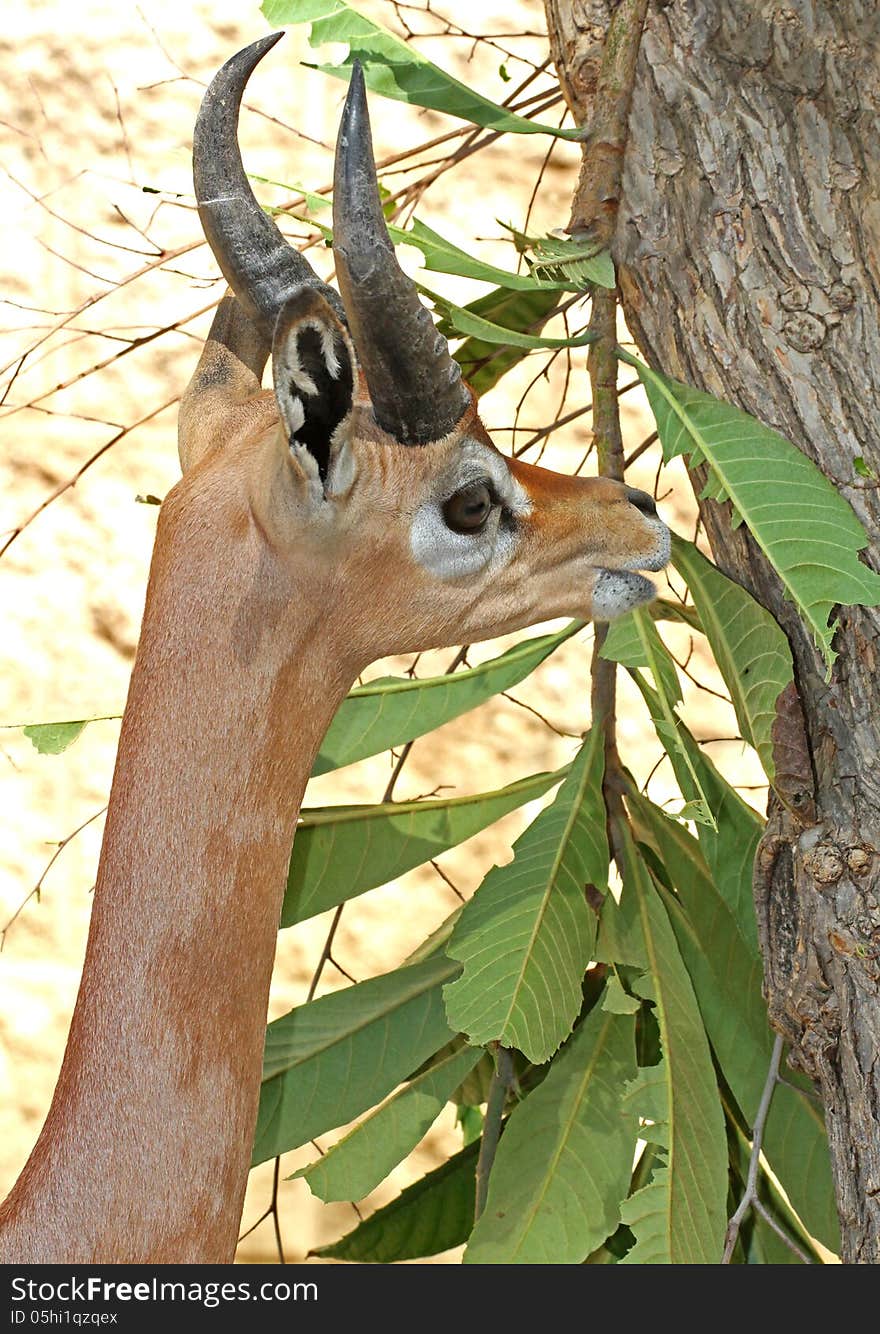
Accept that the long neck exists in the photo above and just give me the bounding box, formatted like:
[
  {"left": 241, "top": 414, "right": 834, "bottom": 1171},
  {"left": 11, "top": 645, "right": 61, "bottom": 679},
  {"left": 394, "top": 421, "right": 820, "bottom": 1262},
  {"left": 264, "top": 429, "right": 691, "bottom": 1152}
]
[{"left": 0, "top": 522, "right": 353, "bottom": 1263}]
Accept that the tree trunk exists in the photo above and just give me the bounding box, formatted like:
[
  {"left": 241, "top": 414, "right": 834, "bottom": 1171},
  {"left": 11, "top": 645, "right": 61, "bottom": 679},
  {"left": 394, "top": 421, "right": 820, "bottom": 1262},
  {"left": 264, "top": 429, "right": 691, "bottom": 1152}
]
[{"left": 546, "top": 0, "right": 880, "bottom": 1262}]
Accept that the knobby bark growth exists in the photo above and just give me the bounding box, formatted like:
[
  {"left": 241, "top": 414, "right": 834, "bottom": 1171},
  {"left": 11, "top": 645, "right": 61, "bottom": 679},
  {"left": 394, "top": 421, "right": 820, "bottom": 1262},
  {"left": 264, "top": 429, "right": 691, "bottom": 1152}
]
[{"left": 546, "top": 0, "right": 880, "bottom": 1263}]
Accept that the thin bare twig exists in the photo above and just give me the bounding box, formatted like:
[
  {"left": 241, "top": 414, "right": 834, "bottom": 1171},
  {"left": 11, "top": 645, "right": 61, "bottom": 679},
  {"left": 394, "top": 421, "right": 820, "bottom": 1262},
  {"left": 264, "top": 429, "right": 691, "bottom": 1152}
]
[
  {"left": 512, "top": 378, "right": 640, "bottom": 458},
  {"left": 501, "top": 690, "right": 580, "bottom": 738},
  {"left": 0, "top": 239, "right": 201, "bottom": 385},
  {"left": 430, "top": 859, "right": 465, "bottom": 902},
  {"left": 237, "top": 1157, "right": 286, "bottom": 1261},
  {"left": 721, "top": 1035, "right": 811, "bottom": 1263},
  {"left": 1, "top": 804, "right": 108, "bottom": 950},
  {"left": 1, "top": 397, "right": 178, "bottom": 559}
]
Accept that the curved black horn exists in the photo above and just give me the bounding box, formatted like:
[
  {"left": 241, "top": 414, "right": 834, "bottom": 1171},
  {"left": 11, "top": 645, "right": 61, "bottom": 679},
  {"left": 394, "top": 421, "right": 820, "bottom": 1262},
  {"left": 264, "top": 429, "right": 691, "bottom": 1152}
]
[
  {"left": 193, "top": 33, "right": 345, "bottom": 341},
  {"left": 332, "top": 63, "right": 470, "bottom": 444}
]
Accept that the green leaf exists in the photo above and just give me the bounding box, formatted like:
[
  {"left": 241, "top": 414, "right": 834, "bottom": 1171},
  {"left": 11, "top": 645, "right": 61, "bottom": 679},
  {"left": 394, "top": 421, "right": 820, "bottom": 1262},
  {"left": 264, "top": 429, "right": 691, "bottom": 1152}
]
[
  {"left": 253, "top": 955, "right": 459, "bottom": 1164},
  {"left": 529, "top": 235, "right": 615, "bottom": 290},
  {"left": 18, "top": 716, "right": 120, "bottom": 755},
  {"left": 600, "top": 609, "right": 680, "bottom": 704},
  {"left": 23, "top": 721, "right": 89, "bottom": 755},
  {"left": 621, "top": 1062, "right": 669, "bottom": 1145},
  {"left": 631, "top": 613, "right": 715, "bottom": 829},
  {"left": 249, "top": 172, "right": 331, "bottom": 218},
  {"left": 313, "top": 621, "right": 581, "bottom": 776},
  {"left": 672, "top": 537, "right": 793, "bottom": 783},
  {"left": 622, "top": 354, "right": 880, "bottom": 669},
  {"left": 630, "top": 791, "right": 839, "bottom": 1252},
  {"left": 426, "top": 287, "right": 594, "bottom": 350},
  {"left": 464, "top": 1003, "right": 638, "bottom": 1263},
  {"left": 665, "top": 718, "right": 763, "bottom": 930},
  {"left": 603, "top": 612, "right": 716, "bottom": 828},
  {"left": 283, "top": 766, "right": 563, "bottom": 927},
  {"left": 387, "top": 218, "right": 564, "bottom": 291},
  {"left": 295, "top": 1043, "right": 480, "bottom": 1202},
  {"left": 263, "top": 0, "right": 580, "bottom": 139},
  {"left": 618, "top": 1164, "right": 679, "bottom": 1263},
  {"left": 651, "top": 597, "right": 704, "bottom": 633},
  {"left": 601, "top": 973, "right": 641, "bottom": 1015},
  {"left": 443, "top": 287, "right": 565, "bottom": 397},
  {"left": 445, "top": 728, "right": 609, "bottom": 1063},
  {"left": 313, "top": 1141, "right": 479, "bottom": 1262},
  {"left": 403, "top": 908, "right": 461, "bottom": 966},
  {"left": 456, "top": 1103, "right": 483, "bottom": 1145},
  {"left": 609, "top": 829, "right": 728, "bottom": 1264}
]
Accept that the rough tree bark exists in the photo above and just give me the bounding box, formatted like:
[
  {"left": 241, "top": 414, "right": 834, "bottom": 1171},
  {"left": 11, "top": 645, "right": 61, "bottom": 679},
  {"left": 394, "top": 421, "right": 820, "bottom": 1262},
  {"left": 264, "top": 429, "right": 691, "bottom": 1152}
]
[{"left": 546, "top": 0, "right": 880, "bottom": 1263}]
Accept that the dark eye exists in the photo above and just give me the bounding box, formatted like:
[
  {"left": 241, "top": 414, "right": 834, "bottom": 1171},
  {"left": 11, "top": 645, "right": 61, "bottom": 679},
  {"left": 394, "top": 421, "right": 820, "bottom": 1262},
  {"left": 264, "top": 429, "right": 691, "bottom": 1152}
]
[{"left": 442, "top": 481, "right": 494, "bottom": 534}]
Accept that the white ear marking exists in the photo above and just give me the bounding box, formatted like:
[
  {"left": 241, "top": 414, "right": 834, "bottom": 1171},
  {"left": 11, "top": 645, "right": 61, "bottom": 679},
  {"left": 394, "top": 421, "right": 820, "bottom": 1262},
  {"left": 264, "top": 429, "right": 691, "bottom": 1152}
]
[
  {"left": 286, "top": 395, "right": 305, "bottom": 435},
  {"left": 319, "top": 324, "right": 341, "bottom": 379},
  {"left": 288, "top": 356, "right": 318, "bottom": 398},
  {"left": 279, "top": 317, "right": 343, "bottom": 398},
  {"left": 324, "top": 428, "right": 357, "bottom": 496},
  {"left": 288, "top": 437, "right": 323, "bottom": 491}
]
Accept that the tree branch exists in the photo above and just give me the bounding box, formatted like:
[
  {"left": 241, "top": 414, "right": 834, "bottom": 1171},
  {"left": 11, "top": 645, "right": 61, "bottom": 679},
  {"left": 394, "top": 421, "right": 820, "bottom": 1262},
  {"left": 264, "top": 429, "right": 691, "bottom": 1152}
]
[
  {"left": 546, "top": 1, "right": 650, "bottom": 818},
  {"left": 545, "top": 0, "right": 650, "bottom": 248},
  {"left": 474, "top": 1044, "right": 515, "bottom": 1222}
]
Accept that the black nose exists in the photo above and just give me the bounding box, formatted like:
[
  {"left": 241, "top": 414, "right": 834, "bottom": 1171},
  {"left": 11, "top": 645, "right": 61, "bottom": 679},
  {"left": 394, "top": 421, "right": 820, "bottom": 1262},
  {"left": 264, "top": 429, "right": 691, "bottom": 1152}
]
[{"left": 625, "top": 486, "right": 658, "bottom": 517}]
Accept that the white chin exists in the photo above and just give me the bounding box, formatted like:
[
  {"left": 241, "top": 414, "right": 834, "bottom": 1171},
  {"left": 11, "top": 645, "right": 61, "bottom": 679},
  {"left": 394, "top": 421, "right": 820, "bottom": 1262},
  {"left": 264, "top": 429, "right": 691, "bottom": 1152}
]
[{"left": 592, "top": 570, "right": 657, "bottom": 621}]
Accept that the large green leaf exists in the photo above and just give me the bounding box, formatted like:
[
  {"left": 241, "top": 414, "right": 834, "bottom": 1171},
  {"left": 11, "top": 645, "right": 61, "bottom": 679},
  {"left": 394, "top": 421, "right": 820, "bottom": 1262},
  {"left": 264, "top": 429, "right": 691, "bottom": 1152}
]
[
  {"left": 444, "top": 287, "right": 564, "bottom": 397},
  {"left": 603, "top": 612, "right": 715, "bottom": 827},
  {"left": 387, "top": 219, "right": 565, "bottom": 291},
  {"left": 598, "top": 596, "right": 703, "bottom": 638},
  {"left": 295, "top": 1042, "right": 480, "bottom": 1202},
  {"left": 282, "top": 205, "right": 564, "bottom": 295},
  {"left": 313, "top": 621, "right": 580, "bottom": 776},
  {"left": 263, "top": 1, "right": 579, "bottom": 139},
  {"left": 630, "top": 791, "right": 839, "bottom": 1251},
  {"left": 445, "top": 728, "right": 608, "bottom": 1063},
  {"left": 622, "top": 354, "right": 880, "bottom": 668},
  {"left": 601, "top": 829, "right": 728, "bottom": 1264},
  {"left": 427, "top": 286, "right": 594, "bottom": 350},
  {"left": 615, "top": 668, "right": 760, "bottom": 935},
  {"left": 273, "top": 197, "right": 566, "bottom": 295},
  {"left": 600, "top": 610, "right": 679, "bottom": 704},
  {"left": 464, "top": 1002, "right": 637, "bottom": 1263},
  {"left": 314, "top": 1141, "right": 479, "bottom": 1262},
  {"left": 672, "top": 537, "right": 793, "bottom": 783},
  {"left": 283, "top": 767, "right": 563, "bottom": 927},
  {"left": 252, "top": 955, "right": 459, "bottom": 1164},
  {"left": 670, "top": 719, "right": 763, "bottom": 930}
]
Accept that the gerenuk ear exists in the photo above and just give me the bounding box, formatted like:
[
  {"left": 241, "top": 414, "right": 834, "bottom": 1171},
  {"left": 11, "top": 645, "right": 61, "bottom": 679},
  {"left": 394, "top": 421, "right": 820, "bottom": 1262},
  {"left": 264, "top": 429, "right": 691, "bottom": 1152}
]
[
  {"left": 179, "top": 294, "right": 270, "bottom": 473},
  {"left": 272, "top": 288, "right": 356, "bottom": 487}
]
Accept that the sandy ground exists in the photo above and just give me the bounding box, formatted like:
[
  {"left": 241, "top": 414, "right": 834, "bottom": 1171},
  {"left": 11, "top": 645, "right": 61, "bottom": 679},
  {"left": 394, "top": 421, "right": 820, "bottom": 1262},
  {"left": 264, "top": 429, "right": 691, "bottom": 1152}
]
[{"left": 0, "top": 0, "right": 763, "bottom": 1262}]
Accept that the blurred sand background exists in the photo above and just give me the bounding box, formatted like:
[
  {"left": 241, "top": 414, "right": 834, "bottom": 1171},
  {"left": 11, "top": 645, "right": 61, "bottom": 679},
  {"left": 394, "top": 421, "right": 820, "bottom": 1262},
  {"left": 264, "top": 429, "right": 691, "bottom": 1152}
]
[{"left": 0, "top": 0, "right": 762, "bottom": 1262}]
